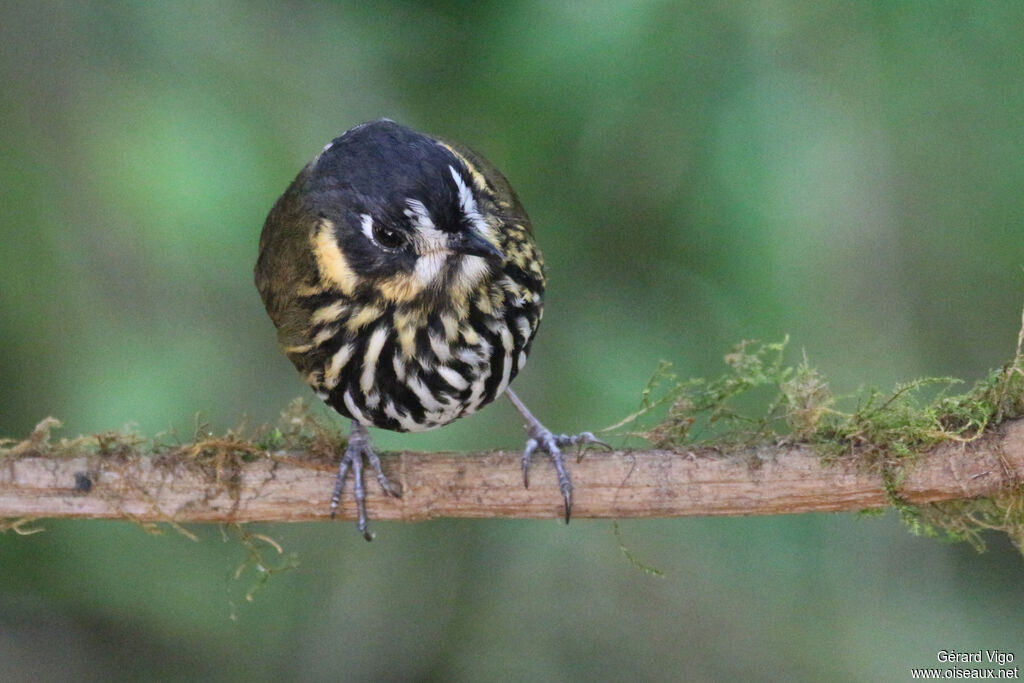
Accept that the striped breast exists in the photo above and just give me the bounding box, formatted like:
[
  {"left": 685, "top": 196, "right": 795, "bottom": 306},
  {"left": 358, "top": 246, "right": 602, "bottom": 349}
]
[{"left": 292, "top": 271, "right": 542, "bottom": 433}]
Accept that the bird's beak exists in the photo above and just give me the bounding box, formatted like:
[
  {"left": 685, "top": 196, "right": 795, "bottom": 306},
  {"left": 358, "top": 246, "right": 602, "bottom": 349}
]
[{"left": 453, "top": 230, "right": 504, "bottom": 262}]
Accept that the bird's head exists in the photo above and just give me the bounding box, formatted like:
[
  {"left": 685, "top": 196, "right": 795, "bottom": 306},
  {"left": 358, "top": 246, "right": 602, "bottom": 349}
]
[{"left": 302, "top": 119, "right": 506, "bottom": 306}]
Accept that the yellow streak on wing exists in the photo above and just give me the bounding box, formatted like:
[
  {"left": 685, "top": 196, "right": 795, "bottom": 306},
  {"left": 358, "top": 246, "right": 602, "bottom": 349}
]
[
  {"left": 345, "top": 304, "right": 383, "bottom": 333},
  {"left": 282, "top": 343, "right": 313, "bottom": 354},
  {"left": 311, "top": 300, "right": 348, "bottom": 325},
  {"left": 313, "top": 325, "right": 340, "bottom": 346},
  {"left": 311, "top": 220, "right": 358, "bottom": 296},
  {"left": 296, "top": 284, "right": 325, "bottom": 297},
  {"left": 324, "top": 343, "right": 354, "bottom": 389}
]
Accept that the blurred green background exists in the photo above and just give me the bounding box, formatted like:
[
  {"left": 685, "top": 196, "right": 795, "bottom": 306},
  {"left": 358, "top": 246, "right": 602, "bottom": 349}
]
[{"left": 2, "top": 2, "right": 1023, "bottom": 680}]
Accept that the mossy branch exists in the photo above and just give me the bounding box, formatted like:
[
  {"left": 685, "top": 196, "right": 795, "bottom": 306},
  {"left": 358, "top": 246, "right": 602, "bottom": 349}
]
[
  {"left": 4, "top": 308, "right": 1024, "bottom": 552},
  {"left": 1, "top": 413, "right": 1023, "bottom": 526}
]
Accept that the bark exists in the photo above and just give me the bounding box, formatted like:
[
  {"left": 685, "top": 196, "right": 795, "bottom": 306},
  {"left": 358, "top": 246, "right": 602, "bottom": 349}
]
[{"left": 3, "top": 418, "right": 1023, "bottom": 524}]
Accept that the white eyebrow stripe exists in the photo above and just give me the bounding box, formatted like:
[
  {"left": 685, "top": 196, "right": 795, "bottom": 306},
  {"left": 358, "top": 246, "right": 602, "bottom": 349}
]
[
  {"left": 449, "top": 165, "right": 492, "bottom": 238},
  {"left": 404, "top": 199, "right": 435, "bottom": 230},
  {"left": 360, "top": 213, "right": 374, "bottom": 241}
]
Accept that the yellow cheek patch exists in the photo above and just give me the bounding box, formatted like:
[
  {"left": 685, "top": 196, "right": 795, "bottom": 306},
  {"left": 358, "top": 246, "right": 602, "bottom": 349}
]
[
  {"left": 312, "top": 220, "right": 358, "bottom": 296},
  {"left": 376, "top": 272, "right": 426, "bottom": 303}
]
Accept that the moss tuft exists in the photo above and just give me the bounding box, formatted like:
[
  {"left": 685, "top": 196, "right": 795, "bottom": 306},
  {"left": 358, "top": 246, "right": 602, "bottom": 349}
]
[{"left": 609, "top": 308, "right": 1024, "bottom": 554}]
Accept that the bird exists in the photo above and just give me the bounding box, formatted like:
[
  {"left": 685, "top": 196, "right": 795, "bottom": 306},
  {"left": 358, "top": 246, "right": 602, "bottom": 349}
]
[{"left": 255, "top": 119, "right": 606, "bottom": 539}]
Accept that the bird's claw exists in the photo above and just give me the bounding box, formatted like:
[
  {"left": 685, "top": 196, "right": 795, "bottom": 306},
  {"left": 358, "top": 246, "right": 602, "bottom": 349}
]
[
  {"left": 520, "top": 425, "right": 611, "bottom": 524},
  {"left": 330, "top": 422, "right": 401, "bottom": 541},
  {"left": 566, "top": 431, "right": 611, "bottom": 462}
]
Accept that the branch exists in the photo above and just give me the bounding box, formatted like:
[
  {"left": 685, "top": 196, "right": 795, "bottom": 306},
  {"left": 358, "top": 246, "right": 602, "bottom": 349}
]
[{"left": 3, "top": 418, "right": 1024, "bottom": 524}]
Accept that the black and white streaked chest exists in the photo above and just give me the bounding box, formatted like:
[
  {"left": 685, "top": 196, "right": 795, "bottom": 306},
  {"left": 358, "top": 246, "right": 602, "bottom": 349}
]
[{"left": 302, "top": 278, "right": 542, "bottom": 432}]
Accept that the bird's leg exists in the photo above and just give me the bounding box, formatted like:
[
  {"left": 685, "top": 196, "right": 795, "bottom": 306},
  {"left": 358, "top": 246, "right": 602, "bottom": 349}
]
[
  {"left": 505, "top": 388, "right": 610, "bottom": 523},
  {"left": 330, "top": 420, "right": 401, "bottom": 541}
]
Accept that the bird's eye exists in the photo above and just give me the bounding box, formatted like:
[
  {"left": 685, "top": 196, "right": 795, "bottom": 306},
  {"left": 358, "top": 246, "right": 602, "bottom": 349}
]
[{"left": 372, "top": 224, "right": 405, "bottom": 250}]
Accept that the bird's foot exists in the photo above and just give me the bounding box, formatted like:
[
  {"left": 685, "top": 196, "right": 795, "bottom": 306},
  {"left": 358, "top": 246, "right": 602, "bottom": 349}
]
[
  {"left": 330, "top": 421, "right": 401, "bottom": 541},
  {"left": 521, "top": 425, "right": 609, "bottom": 523}
]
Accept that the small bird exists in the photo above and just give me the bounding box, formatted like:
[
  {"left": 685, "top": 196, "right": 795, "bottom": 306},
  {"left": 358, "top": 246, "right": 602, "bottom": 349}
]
[{"left": 255, "top": 120, "right": 605, "bottom": 539}]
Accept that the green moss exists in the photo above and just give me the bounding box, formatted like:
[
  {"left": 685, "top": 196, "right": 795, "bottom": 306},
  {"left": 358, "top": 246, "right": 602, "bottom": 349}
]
[
  {"left": 0, "top": 398, "right": 342, "bottom": 463},
  {"left": 609, "top": 311, "right": 1024, "bottom": 554},
  {"left": 0, "top": 518, "right": 44, "bottom": 535},
  {"left": 605, "top": 338, "right": 795, "bottom": 447},
  {"left": 612, "top": 520, "right": 665, "bottom": 578},
  {"left": 227, "top": 524, "right": 301, "bottom": 614},
  {"left": 0, "top": 402, "right": 338, "bottom": 599},
  {"left": 6, "top": 323, "right": 1024, "bottom": 557}
]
